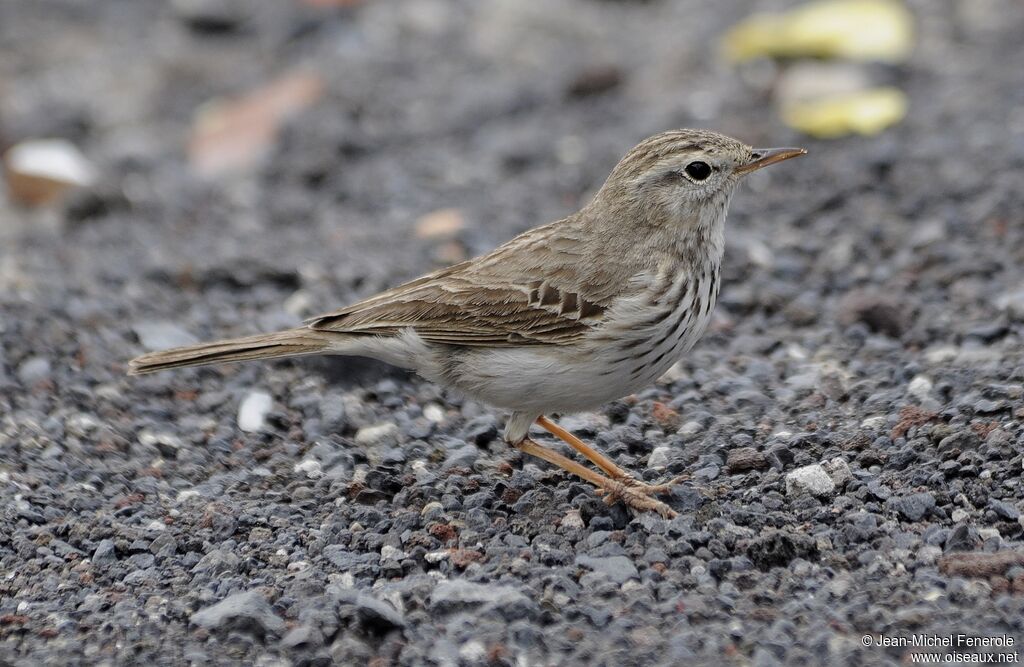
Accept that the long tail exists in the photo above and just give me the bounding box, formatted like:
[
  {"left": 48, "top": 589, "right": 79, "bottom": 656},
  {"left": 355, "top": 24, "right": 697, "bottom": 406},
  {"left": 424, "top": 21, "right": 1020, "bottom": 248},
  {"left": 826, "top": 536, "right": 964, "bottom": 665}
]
[{"left": 128, "top": 327, "right": 333, "bottom": 375}]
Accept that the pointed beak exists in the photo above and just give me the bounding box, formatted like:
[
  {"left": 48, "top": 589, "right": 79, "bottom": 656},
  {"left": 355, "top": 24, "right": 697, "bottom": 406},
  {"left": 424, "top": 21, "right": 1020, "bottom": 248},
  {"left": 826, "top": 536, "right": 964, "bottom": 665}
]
[{"left": 734, "top": 147, "right": 807, "bottom": 176}]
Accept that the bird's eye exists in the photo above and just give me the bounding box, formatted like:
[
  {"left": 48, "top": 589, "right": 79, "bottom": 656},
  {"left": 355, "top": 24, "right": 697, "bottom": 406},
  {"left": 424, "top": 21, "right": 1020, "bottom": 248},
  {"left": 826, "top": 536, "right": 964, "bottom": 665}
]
[{"left": 684, "top": 161, "right": 712, "bottom": 181}]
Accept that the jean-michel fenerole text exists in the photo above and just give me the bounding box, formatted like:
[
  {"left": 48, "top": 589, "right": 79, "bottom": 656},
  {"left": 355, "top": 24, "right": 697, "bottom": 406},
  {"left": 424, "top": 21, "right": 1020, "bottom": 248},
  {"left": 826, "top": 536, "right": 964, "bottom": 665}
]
[{"left": 869, "top": 634, "right": 1015, "bottom": 649}]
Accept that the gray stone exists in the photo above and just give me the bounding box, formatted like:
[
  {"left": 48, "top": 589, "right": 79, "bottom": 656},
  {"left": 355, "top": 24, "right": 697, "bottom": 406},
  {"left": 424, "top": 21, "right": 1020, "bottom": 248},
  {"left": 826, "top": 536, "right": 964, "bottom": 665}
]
[
  {"left": 17, "top": 356, "right": 52, "bottom": 384},
  {"left": 192, "top": 548, "right": 240, "bottom": 575},
  {"left": 330, "top": 586, "right": 405, "bottom": 629},
  {"left": 429, "top": 580, "right": 531, "bottom": 615},
  {"left": 319, "top": 394, "right": 348, "bottom": 431},
  {"left": 133, "top": 321, "right": 198, "bottom": 351},
  {"left": 693, "top": 464, "right": 720, "bottom": 482},
  {"left": 190, "top": 590, "right": 285, "bottom": 637},
  {"left": 822, "top": 458, "right": 853, "bottom": 489},
  {"left": 574, "top": 555, "right": 639, "bottom": 584},
  {"left": 323, "top": 546, "right": 378, "bottom": 574},
  {"left": 92, "top": 539, "right": 117, "bottom": 567},
  {"left": 280, "top": 624, "right": 324, "bottom": 649},
  {"left": 442, "top": 444, "right": 479, "bottom": 470},
  {"left": 996, "top": 289, "right": 1024, "bottom": 319},
  {"left": 785, "top": 464, "right": 836, "bottom": 497}
]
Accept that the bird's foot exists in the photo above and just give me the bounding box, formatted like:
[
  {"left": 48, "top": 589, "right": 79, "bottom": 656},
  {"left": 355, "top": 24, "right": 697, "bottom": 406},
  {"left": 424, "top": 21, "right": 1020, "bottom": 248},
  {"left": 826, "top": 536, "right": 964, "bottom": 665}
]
[
  {"left": 615, "top": 473, "right": 689, "bottom": 496},
  {"left": 595, "top": 478, "right": 679, "bottom": 519},
  {"left": 515, "top": 429, "right": 686, "bottom": 520}
]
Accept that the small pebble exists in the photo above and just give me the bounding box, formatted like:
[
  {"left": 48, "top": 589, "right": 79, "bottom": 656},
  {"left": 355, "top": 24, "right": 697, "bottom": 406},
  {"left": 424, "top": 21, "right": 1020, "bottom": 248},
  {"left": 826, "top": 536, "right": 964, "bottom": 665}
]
[{"left": 238, "top": 391, "right": 273, "bottom": 432}]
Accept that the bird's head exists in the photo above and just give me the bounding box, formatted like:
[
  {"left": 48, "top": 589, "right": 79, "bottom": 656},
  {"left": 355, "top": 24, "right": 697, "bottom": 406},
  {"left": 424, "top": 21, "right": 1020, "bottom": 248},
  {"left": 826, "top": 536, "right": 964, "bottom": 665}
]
[{"left": 597, "top": 129, "right": 806, "bottom": 224}]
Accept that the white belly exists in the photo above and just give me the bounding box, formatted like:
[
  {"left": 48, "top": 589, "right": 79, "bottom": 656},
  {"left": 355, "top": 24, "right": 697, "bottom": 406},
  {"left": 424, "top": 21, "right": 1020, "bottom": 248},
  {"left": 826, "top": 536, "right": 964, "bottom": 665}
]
[{"left": 436, "top": 265, "right": 720, "bottom": 415}]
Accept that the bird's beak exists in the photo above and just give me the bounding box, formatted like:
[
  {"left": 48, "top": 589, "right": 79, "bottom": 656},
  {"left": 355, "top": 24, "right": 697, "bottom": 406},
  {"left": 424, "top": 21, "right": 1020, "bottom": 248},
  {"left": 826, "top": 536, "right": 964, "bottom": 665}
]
[{"left": 735, "top": 147, "right": 807, "bottom": 175}]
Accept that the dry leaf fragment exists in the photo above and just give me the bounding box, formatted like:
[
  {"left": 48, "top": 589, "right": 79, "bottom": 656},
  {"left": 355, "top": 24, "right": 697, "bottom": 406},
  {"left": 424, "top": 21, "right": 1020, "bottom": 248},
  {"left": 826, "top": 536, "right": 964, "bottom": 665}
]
[
  {"left": 415, "top": 208, "right": 465, "bottom": 239},
  {"left": 188, "top": 70, "right": 324, "bottom": 177}
]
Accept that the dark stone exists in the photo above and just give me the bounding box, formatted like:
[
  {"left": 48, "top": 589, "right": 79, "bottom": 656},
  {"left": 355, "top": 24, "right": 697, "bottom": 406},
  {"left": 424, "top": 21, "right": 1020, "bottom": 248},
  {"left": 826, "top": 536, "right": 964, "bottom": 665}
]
[
  {"left": 945, "top": 524, "right": 982, "bottom": 553},
  {"left": 989, "top": 499, "right": 1021, "bottom": 520},
  {"left": 726, "top": 447, "right": 768, "bottom": 473},
  {"left": 888, "top": 493, "right": 936, "bottom": 522},
  {"left": 838, "top": 291, "right": 909, "bottom": 337},
  {"left": 332, "top": 587, "right": 406, "bottom": 632},
  {"left": 746, "top": 531, "right": 818, "bottom": 570},
  {"left": 566, "top": 64, "right": 624, "bottom": 98}
]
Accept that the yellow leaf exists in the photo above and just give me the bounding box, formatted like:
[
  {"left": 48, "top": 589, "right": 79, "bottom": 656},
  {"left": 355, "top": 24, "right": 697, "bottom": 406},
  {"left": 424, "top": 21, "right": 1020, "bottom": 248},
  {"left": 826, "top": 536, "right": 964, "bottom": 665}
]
[
  {"left": 780, "top": 87, "right": 908, "bottom": 138},
  {"left": 722, "top": 0, "right": 913, "bottom": 63}
]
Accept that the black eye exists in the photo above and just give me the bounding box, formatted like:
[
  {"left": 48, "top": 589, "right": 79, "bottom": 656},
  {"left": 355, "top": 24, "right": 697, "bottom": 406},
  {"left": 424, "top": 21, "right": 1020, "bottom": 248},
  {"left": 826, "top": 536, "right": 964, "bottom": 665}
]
[{"left": 684, "top": 161, "right": 712, "bottom": 181}]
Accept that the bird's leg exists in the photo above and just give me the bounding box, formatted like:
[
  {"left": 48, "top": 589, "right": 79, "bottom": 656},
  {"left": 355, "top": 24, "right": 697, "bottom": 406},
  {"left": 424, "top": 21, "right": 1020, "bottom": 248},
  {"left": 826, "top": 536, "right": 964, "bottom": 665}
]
[
  {"left": 515, "top": 438, "right": 677, "bottom": 519},
  {"left": 536, "top": 416, "right": 688, "bottom": 496}
]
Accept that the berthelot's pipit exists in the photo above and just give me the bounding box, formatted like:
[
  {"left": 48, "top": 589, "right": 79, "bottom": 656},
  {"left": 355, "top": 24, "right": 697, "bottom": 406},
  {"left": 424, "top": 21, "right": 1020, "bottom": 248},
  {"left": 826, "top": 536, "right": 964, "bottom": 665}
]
[{"left": 130, "top": 129, "right": 805, "bottom": 518}]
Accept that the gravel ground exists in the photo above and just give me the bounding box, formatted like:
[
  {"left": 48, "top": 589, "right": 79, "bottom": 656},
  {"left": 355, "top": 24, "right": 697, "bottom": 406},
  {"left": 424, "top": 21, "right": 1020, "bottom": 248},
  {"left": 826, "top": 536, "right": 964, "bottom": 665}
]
[{"left": 2, "top": 1, "right": 1024, "bottom": 665}]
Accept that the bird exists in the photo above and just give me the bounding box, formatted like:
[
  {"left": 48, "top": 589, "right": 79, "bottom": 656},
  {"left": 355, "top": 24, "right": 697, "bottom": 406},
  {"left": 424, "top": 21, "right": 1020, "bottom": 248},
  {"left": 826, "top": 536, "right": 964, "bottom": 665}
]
[{"left": 129, "top": 129, "right": 805, "bottom": 519}]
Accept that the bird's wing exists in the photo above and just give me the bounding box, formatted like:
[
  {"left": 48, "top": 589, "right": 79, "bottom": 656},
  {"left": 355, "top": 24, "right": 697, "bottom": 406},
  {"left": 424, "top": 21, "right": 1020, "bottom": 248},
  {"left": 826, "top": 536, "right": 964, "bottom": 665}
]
[{"left": 307, "top": 221, "right": 619, "bottom": 347}]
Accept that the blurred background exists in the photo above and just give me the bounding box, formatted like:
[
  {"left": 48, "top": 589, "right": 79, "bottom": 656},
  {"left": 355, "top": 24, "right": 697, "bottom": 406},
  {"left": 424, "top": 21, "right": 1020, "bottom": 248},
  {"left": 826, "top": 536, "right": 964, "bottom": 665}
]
[{"left": 2, "top": 1, "right": 1024, "bottom": 665}]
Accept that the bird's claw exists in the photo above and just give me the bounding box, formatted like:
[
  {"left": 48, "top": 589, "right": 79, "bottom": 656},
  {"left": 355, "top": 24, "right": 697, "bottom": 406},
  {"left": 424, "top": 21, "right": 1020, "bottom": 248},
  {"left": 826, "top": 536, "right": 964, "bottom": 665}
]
[
  {"left": 613, "top": 473, "right": 689, "bottom": 495},
  {"left": 595, "top": 478, "right": 680, "bottom": 519}
]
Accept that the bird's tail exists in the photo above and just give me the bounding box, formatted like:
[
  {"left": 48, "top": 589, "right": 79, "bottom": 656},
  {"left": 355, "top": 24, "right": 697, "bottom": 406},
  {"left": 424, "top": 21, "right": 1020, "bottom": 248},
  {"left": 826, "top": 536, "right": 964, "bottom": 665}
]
[{"left": 128, "top": 327, "right": 332, "bottom": 375}]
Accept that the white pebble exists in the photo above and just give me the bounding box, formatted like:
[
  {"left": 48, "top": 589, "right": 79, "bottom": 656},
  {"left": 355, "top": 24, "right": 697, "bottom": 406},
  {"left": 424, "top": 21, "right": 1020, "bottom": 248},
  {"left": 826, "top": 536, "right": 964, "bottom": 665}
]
[
  {"left": 238, "top": 391, "right": 273, "bottom": 433},
  {"left": 677, "top": 420, "right": 703, "bottom": 437},
  {"left": 647, "top": 446, "right": 672, "bottom": 470},
  {"left": 6, "top": 139, "right": 95, "bottom": 185},
  {"left": 354, "top": 422, "right": 399, "bottom": 448},
  {"left": 459, "top": 640, "right": 487, "bottom": 662},
  {"left": 860, "top": 416, "right": 887, "bottom": 429},
  {"left": 924, "top": 345, "right": 958, "bottom": 363},
  {"left": 423, "top": 404, "right": 445, "bottom": 422},
  {"left": 4, "top": 138, "right": 96, "bottom": 204},
  {"left": 294, "top": 459, "right": 323, "bottom": 479},
  {"left": 420, "top": 500, "right": 444, "bottom": 516},
  {"left": 176, "top": 489, "right": 202, "bottom": 503},
  {"left": 907, "top": 375, "right": 933, "bottom": 401},
  {"left": 995, "top": 289, "right": 1024, "bottom": 317},
  {"left": 561, "top": 509, "right": 585, "bottom": 530},
  {"left": 381, "top": 545, "right": 406, "bottom": 561},
  {"left": 917, "top": 545, "right": 937, "bottom": 565}
]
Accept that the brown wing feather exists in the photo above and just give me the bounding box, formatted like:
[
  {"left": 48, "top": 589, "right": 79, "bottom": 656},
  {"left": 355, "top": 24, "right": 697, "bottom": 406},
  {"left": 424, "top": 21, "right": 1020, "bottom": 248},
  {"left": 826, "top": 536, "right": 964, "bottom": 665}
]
[{"left": 307, "top": 220, "right": 613, "bottom": 347}]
